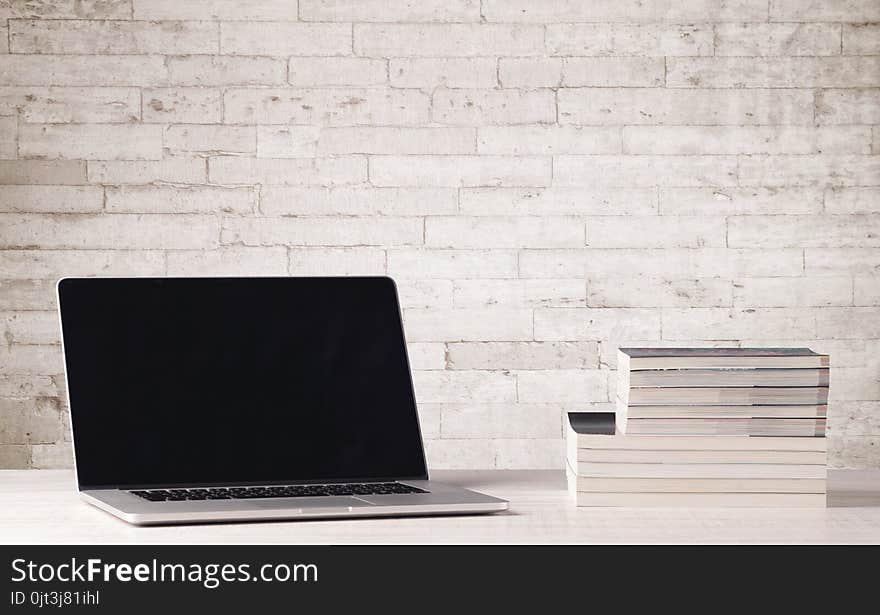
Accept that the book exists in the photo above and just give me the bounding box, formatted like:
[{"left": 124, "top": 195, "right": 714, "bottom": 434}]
[
  {"left": 620, "top": 417, "right": 826, "bottom": 437},
  {"left": 619, "top": 347, "right": 829, "bottom": 370},
  {"left": 575, "top": 448, "right": 827, "bottom": 465},
  {"left": 569, "top": 476, "right": 826, "bottom": 494},
  {"left": 624, "top": 404, "right": 827, "bottom": 419},
  {"left": 619, "top": 386, "right": 829, "bottom": 406},
  {"left": 570, "top": 462, "right": 826, "bottom": 479},
  {"left": 625, "top": 368, "right": 829, "bottom": 388}
]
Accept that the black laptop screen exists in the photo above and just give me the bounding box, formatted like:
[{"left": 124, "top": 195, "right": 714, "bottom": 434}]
[{"left": 58, "top": 277, "right": 428, "bottom": 488}]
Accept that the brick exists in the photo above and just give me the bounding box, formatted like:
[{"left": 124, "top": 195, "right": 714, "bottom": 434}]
[
  {"left": 403, "top": 308, "right": 532, "bottom": 342},
  {"left": 855, "top": 277, "right": 880, "bottom": 306},
  {"left": 354, "top": 24, "right": 544, "bottom": 57},
  {"left": 483, "top": 0, "right": 768, "bottom": 22},
  {"left": 412, "top": 370, "right": 516, "bottom": 404},
  {"left": 164, "top": 124, "right": 256, "bottom": 156},
  {"left": 0, "top": 186, "right": 103, "bottom": 213},
  {"left": 32, "top": 442, "right": 73, "bottom": 469},
  {"left": 805, "top": 249, "right": 880, "bottom": 275},
  {"left": 209, "top": 156, "right": 365, "bottom": 186},
  {"left": 564, "top": 57, "right": 664, "bottom": 87},
  {"left": 168, "top": 55, "right": 287, "bottom": 86},
  {"left": 442, "top": 404, "right": 563, "bottom": 439},
  {"left": 396, "top": 279, "right": 453, "bottom": 309},
  {"left": 520, "top": 248, "right": 804, "bottom": 279},
  {"left": 288, "top": 248, "right": 386, "bottom": 276},
  {"left": 589, "top": 278, "right": 731, "bottom": 308},
  {"left": 623, "top": 126, "right": 871, "bottom": 155},
  {"left": 0, "top": 345, "right": 63, "bottom": 375},
  {"left": 0, "top": 55, "right": 167, "bottom": 86},
  {"left": 0, "top": 214, "right": 219, "bottom": 250},
  {"left": 9, "top": 19, "right": 217, "bottom": 54},
  {"left": 0, "top": 280, "right": 58, "bottom": 311},
  {"left": 387, "top": 249, "right": 517, "bottom": 279},
  {"left": 453, "top": 279, "right": 586, "bottom": 308},
  {"left": 738, "top": 155, "right": 880, "bottom": 187},
  {"left": 220, "top": 22, "right": 351, "bottom": 55},
  {"left": 534, "top": 308, "right": 661, "bottom": 341},
  {"left": 660, "top": 187, "right": 823, "bottom": 215},
  {"left": 0, "top": 1, "right": 130, "bottom": 19},
  {"left": 495, "top": 439, "right": 565, "bottom": 469},
  {"left": 825, "top": 188, "right": 880, "bottom": 214},
  {"left": 715, "top": 23, "right": 841, "bottom": 56},
  {"left": 546, "top": 23, "right": 713, "bottom": 57},
  {"left": 426, "top": 216, "right": 583, "bottom": 249},
  {"left": 106, "top": 185, "right": 255, "bottom": 214},
  {"left": 261, "top": 186, "right": 456, "bottom": 216},
  {"left": 844, "top": 24, "right": 880, "bottom": 55},
  {"left": 406, "top": 343, "right": 446, "bottom": 371},
  {"left": 256, "top": 126, "right": 320, "bottom": 158},
  {"left": 433, "top": 89, "right": 555, "bottom": 126},
  {"left": 729, "top": 215, "right": 880, "bottom": 248},
  {"left": 663, "top": 308, "right": 816, "bottom": 340},
  {"left": 0, "top": 397, "right": 62, "bottom": 444},
  {"left": 133, "top": 0, "right": 298, "bottom": 20},
  {"left": 829, "top": 436, "right": 880, "bottom": 468},
  {"left": 19, "top": 124, "right": 163, "bottom": 161},
  {"left": 143, "top": 88, "right": 222, "bottom": 123},
  {"left": 0, "top": 87, "right": 140, "bottom": 123},
  {"left": 517, "top": 369, "right": 607, "bottom": 403},
  {"left": 817, "top": 308, "right": 880, "bottom": 339},
  {"left": 288, "top": 58, "right": 387, "bottom": 87},
  {"left": 447, "top": 341, "right": 598, "bottom": 370},
  {"left": 829, "top": 402, "right": 880, "bottom": 436},
  {"left": 389, "top": 58, "right": 496, "bottom": 89},
  {"left": 816, "top": 89, "right": 880, "bottom": 125},
  {"left": 221, "top": 216, "right": 422, "bottom": 247},
  {"left": 734, "top": 277, "right": 852, "bottom": 308},
  {"left": 319, "top": 127, "right": 475, "bottom": 155},
  {"left": 477, "top": 126, "right": 620, "bottom": 156},
  {"left": 0, "top": 445, "right": 29, "bottom": 469},
  {"left": 586, "top": 216, "right": 726, "bottom": 248},
  {"left": 0, "top": 311, "right": 59, "bottom": 344},
  {"left": 770, "top": 0, "right": 880, "bottom": 21},
  {"left": 0, "top": 115, "right": 13, "bottom": 157},
  {"left": 166, "top": 247, "right": 287, "bottom": 276},
  {"left": 87, "top": 159, "right": 206, "bottom": 184},
  {"left": 460, "top": 187, "right": 656, "bottom": 215},
  {"left": 668, "top": 57, "right": 880, "bottom": 88},
  {"left": 0, "top": 160, "right": 85, "bottom": 185},
  {"left": 370, "top": 155, "right": 551, "bottom": 187},
  {"left": 424, "top": 439, "right": 495, "bottom": 469},
  {"left": 0, "top": 250, "right": 164, "bottom": 279},
  {"left": 558, "top": 88, "right": 813, "bottom": 126},
  {"left": 554, "top": 155, "right": 737, "bottom": 188},
  {"left": 224, "top": 88, "right": 429, "bottom": 125},
  {"left": 498, "top": 58, "right": 562, "bottom": 88},
  {"left": 300, "top": 0, "right": 479, "bottom": 22}
]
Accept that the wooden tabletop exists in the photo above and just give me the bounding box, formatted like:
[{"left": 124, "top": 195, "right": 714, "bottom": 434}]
[{"left": 1, "top": 470, "right": 879, "bottom": 544}]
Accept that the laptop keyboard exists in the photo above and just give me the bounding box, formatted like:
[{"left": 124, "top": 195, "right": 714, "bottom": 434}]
[{"left": 130, "top": 482, "right": 428, "bottom": 502}]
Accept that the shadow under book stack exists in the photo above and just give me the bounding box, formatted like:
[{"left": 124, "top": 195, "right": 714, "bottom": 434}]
[{"left": 567, "top": 349, "right": 829, "bottom": 507}]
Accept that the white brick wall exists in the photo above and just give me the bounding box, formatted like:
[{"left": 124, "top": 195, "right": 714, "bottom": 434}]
[{"left": 0, "top": 1, "right": 878, "bottom": 470}]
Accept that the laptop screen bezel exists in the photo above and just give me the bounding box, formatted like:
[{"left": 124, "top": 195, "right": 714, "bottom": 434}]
[{"left": 57, "top": 276, "right": 431, "bottom": 490}]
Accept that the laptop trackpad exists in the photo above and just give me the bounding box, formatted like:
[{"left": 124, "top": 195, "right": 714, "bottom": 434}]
[{"left": 249, "top": 496, "right": 371, "bottom": 509}]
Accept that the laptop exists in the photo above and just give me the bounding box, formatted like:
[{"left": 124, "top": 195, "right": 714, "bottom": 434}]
[{"left": 57, "top": 277, "right": 508, "bottom": 525}]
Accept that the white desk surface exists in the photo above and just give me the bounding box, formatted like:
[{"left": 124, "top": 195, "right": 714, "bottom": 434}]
[{"left": 1, "top": 470, "right": 879, "bottom": 544}]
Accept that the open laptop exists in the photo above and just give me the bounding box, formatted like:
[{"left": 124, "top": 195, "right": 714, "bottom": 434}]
[{"left": 57, "top": 277, "right": 507, "bottom": 525}]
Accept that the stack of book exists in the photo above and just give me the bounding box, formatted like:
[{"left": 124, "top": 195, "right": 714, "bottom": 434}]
[
  {"left": 565, "top": 348, "right": 829, "bottom": 507},
  {"left": 617, "top": 348, "right": 828, "bottom": 437}
]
